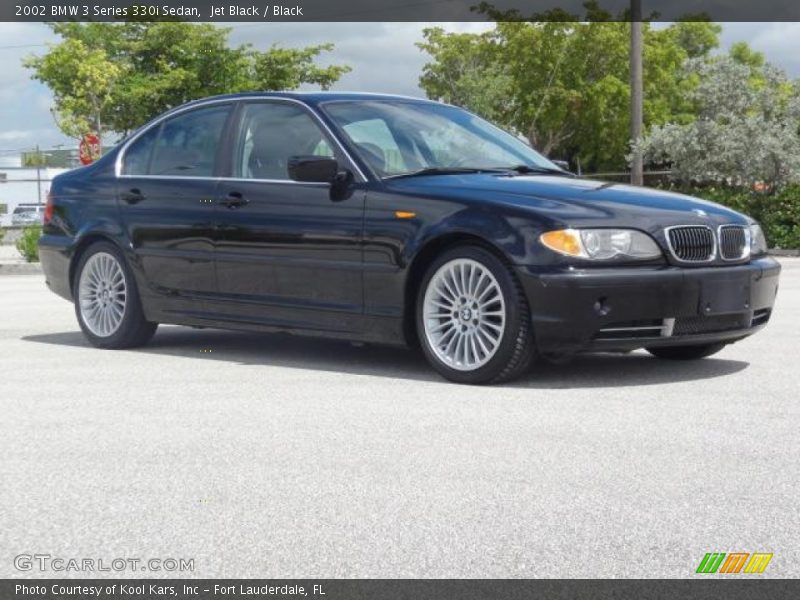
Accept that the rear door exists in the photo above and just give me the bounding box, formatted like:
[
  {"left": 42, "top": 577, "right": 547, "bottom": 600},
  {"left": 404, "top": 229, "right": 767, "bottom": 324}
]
[
  {"left": 211, "top": 100, "right": 365, "bottom": 332},
  {"left": 118, "top": 103, "right": 232, "bottom": 299}
]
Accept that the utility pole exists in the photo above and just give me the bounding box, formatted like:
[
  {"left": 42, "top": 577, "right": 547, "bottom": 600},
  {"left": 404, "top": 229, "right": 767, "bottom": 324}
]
[
  {"left": 35, "top": 144, "right": 42, "bottom": 206},
  {"left": 630, "top": 0, "right": 644, "bottom": 186}
]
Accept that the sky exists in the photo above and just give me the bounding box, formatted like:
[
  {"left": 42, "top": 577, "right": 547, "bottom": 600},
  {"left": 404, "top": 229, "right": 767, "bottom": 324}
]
[{"left": 1, "top": 21, "right": 800, "bottom": 160}]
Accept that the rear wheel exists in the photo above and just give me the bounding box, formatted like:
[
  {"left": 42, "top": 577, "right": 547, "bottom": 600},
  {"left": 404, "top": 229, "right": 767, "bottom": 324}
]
[
  {"left": 645, "top": 342, "right": 727, "bottom": 360},
  {"left": 416, "top": 245, "right": 535, "bottom": 384},
  {"left": 74, "top": 241, "right": 157, "bottom": 349}
]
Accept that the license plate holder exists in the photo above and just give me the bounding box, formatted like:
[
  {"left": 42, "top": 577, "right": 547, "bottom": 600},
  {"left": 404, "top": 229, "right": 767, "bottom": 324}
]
[{"left": 699, "top": 275, "right": 752, "bottom": 315}]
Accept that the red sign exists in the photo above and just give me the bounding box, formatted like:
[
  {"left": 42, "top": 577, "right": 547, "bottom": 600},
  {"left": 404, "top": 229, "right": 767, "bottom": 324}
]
[{"left": 79, "top": 133, "right": 101, "bottom": 165}]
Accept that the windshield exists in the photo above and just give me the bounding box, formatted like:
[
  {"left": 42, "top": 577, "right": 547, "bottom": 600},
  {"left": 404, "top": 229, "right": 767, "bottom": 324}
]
[{"left": 321, "top": 100, "right": 559, "bottom": 178}]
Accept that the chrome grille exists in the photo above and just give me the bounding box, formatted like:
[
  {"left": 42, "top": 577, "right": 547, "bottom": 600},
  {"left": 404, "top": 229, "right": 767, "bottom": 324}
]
[
  {"left": 666, "top": 226, "right": 715, "bottom": 263},
  {"left": 719, "top": 225, "right": 749, "bottom": 260}
]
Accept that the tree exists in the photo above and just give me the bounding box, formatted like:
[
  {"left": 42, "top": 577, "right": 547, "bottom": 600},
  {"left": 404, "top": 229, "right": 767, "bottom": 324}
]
[
  {"left": 25, "top": 38, "right": 122, "bottom": 140},
  {"left": 637, "top": 53, "right": 800, "bottom": 189},
  {"left": 417, "top": 4, "right": 720, "bottom": 172},
  {"left": 26, "top": 22, "right": 350, "bottom": 139},
  {"left": 417, "top": 28, "right": 514, "bottom": 128}
]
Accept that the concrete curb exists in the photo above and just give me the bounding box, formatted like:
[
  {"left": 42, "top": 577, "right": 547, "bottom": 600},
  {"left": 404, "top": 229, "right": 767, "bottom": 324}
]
[{"left": 0, "top": 262, "right": 42, "bottom": 275}]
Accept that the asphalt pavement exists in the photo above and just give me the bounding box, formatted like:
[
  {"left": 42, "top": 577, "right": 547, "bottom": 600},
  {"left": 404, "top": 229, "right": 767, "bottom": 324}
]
[{"left": 1, "top": 260, "right": 798, "bottom": 578}]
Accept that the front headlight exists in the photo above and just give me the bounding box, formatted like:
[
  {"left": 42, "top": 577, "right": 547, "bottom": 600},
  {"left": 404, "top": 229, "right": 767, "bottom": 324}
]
[
  {"left": 750, "top": 223, "right": 768, "bottom": 256},
  {"left": 540, "top": 228, "right": 662, "bottom": 260}
]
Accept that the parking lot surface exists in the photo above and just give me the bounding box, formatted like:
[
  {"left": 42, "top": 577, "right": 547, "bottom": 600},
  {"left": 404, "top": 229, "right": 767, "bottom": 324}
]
[{"left": 1, "top": 260, "right": 798, "bottom": 578}]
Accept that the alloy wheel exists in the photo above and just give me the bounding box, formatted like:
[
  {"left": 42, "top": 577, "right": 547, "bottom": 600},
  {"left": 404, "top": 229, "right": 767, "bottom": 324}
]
[
  {"left": 78, "top": 252, "right": 127, "bottom": 338},
  {"left": 422, "top": 258, "right": 506, "bottom": 371}
]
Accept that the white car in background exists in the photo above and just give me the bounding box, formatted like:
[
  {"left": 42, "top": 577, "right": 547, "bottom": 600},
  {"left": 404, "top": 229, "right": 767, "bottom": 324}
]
[{"left": 11, "top": 204, "right": 43, "bottom": 226}]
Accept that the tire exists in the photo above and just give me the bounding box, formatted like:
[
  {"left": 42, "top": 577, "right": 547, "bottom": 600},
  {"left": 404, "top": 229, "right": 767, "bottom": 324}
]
[
  {"left": 645, "top": 342, "right": 727, "bottom": 361},
  {"left": 416, "top": 245, "right": 535, "bottom": 384},
  {"left": 73, "top": 241, "right": 157, "bottom": 349}
]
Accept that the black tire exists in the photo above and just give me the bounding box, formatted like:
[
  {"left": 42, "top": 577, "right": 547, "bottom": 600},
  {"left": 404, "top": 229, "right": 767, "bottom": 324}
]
[
  {"left": 415, "top": 245, "right": 535, "bottom": 384},
  {"left": 645, "top": 342, "right": 727, "bottom": 361},
  {"left": 73, "top": 241, "right": 157, "bottom": 349}
]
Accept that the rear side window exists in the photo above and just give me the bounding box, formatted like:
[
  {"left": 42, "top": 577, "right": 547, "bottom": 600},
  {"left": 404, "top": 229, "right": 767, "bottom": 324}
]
[
  {"left": 122, "top": 126, "right": 159, "bottom": 176},
  {"left": 122, "top": 104, "right": 230, "bottom": 177}
]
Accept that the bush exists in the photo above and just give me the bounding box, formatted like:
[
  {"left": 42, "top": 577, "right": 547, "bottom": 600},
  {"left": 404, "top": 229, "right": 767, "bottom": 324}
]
[
  {"left": 16, "top": 224, "right": 42, "bottom": 262},
  {"left": 0, "top": 227, "right": 5, "bottom": 245},
  {"left": 656, "top": 184, "right": 800, "bottom": 249},
  {"left": 754, "top": 186, "right": 800, "bottom": 249}
]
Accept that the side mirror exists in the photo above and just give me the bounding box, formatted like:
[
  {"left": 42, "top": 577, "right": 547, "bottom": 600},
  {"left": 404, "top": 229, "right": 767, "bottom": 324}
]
[
  {"left": 288, "top": 156, "right": 339, "bottom": 183},
  {"left": 551, "top": 159, "right": 570, "bottom": 171}
]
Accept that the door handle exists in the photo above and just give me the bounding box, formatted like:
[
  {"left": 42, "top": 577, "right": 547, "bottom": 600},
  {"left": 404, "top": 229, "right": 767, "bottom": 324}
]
[
  {"left": 219, "top": 191, "right": 249, "bottom": 209},
  {"left": 121, "top": 188, "right": 145, "bottom": 204}
]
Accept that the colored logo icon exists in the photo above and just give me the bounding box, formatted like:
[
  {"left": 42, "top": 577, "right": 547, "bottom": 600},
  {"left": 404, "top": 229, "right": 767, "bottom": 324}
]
[{"left": 696, "top": 552, "right": 773, "bottom": 574}]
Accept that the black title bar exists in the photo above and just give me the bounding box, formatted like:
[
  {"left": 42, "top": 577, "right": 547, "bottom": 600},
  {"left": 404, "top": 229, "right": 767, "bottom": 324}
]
[{"left": 5, "top": 1, "right": 800, "bottom": 22}]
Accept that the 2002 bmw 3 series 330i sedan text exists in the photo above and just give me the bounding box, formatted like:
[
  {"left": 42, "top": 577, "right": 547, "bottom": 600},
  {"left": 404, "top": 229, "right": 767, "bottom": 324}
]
[{"left": 39, "top": 92, "right": 781, "bottom": 384}]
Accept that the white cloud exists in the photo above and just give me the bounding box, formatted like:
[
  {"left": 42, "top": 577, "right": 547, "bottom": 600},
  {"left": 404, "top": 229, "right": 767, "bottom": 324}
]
[
  {"left": 0, "top": 130, "right": 30, "bottom": 141},
  {"left": 0, "top": 22, "right": 798, "bottom": 154}
]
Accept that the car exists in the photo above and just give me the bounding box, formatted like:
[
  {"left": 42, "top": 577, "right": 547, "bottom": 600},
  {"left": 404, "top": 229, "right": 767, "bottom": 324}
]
[
  {"left": 38, "top": 92, "right": 781, "bottom": 384},
  {"left": 12, "top": 204, "right": 43, "bottom": 226}
]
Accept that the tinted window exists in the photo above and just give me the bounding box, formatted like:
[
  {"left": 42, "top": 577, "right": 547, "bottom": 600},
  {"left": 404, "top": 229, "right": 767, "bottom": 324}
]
[
  {"left": 235, "top": 103, "right": 334, "bottom": 180},
  {"left": 147, "top": 104, "right": 230, "bottom": 177},
  {"left": 122, "top": 125, "right": 159, "bottom": 176},
  {"left": 342, "top": 118, "right": 406, "bottom": 175},
  {"left": 323, "top": 101, "right": 559, "bottom": 178}
]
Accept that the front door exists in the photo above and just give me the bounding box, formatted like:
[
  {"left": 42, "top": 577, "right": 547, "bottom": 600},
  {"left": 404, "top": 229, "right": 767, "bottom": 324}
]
[{"left": 211, "top": 101, "right": 365, "bottom": 333}]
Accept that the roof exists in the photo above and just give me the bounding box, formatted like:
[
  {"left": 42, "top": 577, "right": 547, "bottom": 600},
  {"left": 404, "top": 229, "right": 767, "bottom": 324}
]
[{"left": 170, "top": 91, "right": 437, "bottom": 113}]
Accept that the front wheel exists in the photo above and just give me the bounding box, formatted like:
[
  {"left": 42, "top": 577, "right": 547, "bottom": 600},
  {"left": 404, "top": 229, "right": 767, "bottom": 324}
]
[
  {"left": 645, "top": 342, "right": 727, "bottom": 361},
  {"left": 416, "top": 245, "right": 535, "bottom": 384},
  {"left": 74, "top": 241, "right": 157, "bottom": 349}
]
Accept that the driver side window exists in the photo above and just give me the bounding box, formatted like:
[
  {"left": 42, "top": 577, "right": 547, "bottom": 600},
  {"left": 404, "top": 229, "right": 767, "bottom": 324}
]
[
  {"left": 342, "top": 118, "right": 407, "bottom": 176},
  {"left": 235, "top": 102, "right": 335, "bottom": 181}
]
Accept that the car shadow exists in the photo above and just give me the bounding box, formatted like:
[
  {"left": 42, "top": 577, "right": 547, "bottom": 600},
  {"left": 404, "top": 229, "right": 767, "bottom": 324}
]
[{"left": 22, "top": 326, "right": 749, "bottom": 389}]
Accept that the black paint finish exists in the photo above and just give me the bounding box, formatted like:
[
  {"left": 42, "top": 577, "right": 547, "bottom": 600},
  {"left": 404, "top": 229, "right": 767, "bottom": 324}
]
[{"left": 39, "top": 92, "right": 781, "bottom": 355}]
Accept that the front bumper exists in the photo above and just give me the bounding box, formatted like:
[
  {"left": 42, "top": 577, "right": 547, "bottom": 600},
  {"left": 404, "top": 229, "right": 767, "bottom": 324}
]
[{"left": 515, "top": 257, "right": 781, "bottom": 355}]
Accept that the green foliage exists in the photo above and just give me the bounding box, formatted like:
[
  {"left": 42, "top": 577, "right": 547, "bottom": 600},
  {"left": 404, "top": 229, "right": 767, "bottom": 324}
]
[
  {"left": 0, "top": 227, "right": 5, "bottom": 245},
  {"left": 417, "top": 11, "right": 721, "bottom": 172},
  {"left": 638, "top": 53, "right": 800, "bottom": 189},
  {"left": 417, "top": 28, "right": 514, "bottom": 128},
  {"left": 16, "top": 224, "right": 42, "bottom": 263},
  {"left": 750, "top": 187, "right": 800, "bottom": 249},
  {"left": 26, "top": 22, "right": 351, "bottom": 139},
  {"left": 22, "top": 152, "right": 50, "bottom": 168},
  {"left": 662, "top": 184, "right": 800, "bottom": 249},
  {"left": 253, "top": 43, "right": 351, "bottom": 91},
  {"left": 24, "top": 38, "right": 121, "bottom": 140}
]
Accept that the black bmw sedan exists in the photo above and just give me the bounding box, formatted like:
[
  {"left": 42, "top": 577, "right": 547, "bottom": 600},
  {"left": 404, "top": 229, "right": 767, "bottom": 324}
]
[{"left": 39, "top": 92, "right": 781, "bottom": 384}]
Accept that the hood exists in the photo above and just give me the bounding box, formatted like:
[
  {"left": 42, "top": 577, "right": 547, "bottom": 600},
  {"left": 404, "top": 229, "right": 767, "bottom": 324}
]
[{"left": 383, "top": 173, "right": 749, "bottom": 231}]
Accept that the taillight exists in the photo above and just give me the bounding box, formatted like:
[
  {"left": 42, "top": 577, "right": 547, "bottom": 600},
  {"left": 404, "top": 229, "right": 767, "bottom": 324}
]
[{"left": 43, "top": 192, "right": 54, "bottom": 224}]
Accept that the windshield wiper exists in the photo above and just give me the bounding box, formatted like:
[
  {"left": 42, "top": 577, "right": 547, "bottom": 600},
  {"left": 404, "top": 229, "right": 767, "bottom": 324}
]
[
  {"left": 499, "top": 164, "right": 575, "bottom": 177},
  {"left": 384, "top": 167, "right": 505, "bottom": 180}
]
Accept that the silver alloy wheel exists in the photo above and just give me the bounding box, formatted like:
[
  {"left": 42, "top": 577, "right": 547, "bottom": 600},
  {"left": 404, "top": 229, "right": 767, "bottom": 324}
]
[
  {"left": 422, "top": 258, "right": 506, "bottom": 371},
  {"left": 78, "top": 252, "right": 127, "bottom": 338}
]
